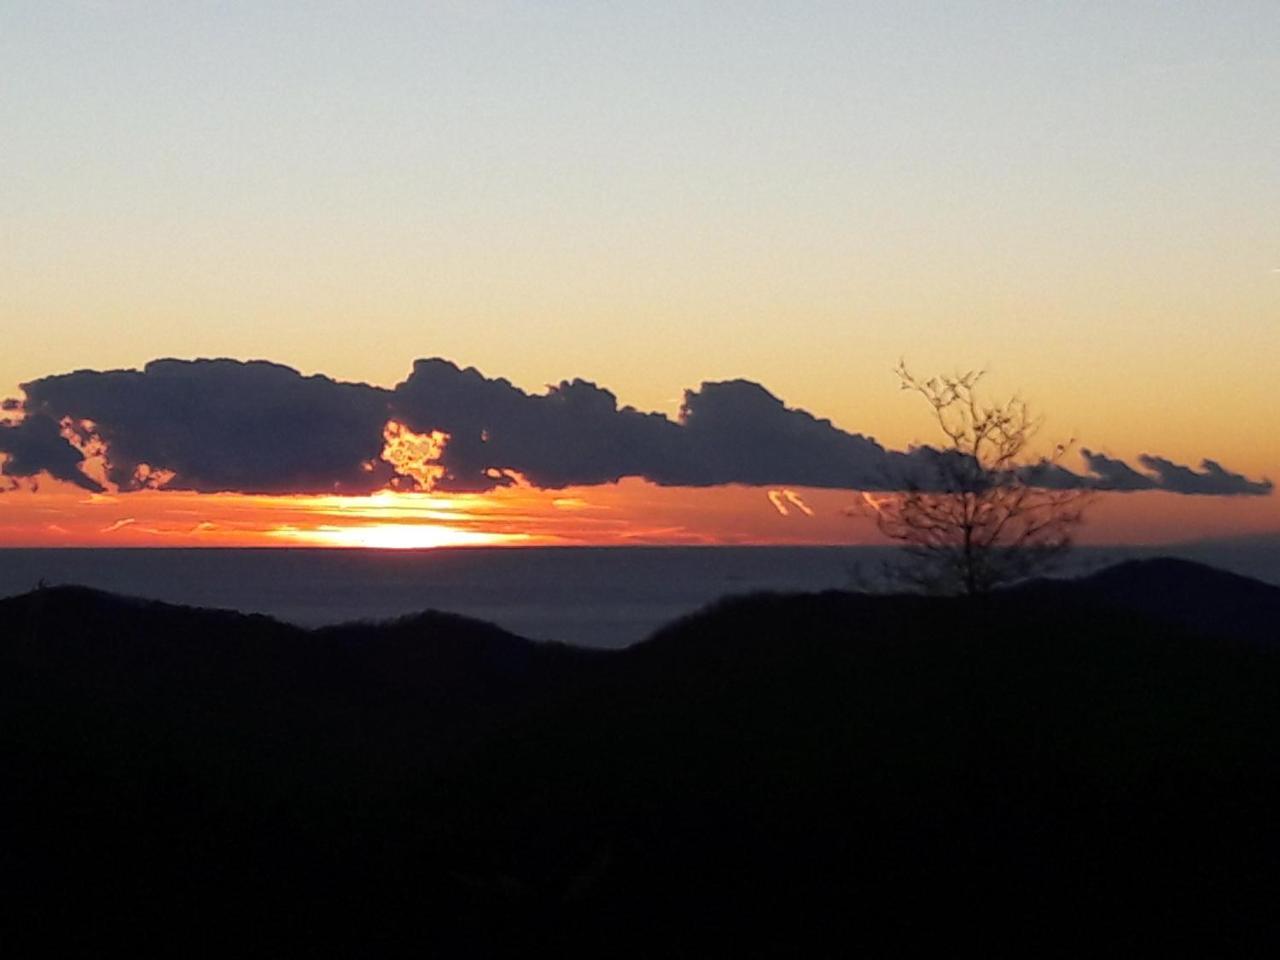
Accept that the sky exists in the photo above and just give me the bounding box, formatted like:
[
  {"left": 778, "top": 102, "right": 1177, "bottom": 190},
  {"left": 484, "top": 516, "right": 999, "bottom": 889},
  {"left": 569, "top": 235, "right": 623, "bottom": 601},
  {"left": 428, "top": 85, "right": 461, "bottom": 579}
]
[{"left": 1, "top": 1, "right": 1277, "bottom": 547}]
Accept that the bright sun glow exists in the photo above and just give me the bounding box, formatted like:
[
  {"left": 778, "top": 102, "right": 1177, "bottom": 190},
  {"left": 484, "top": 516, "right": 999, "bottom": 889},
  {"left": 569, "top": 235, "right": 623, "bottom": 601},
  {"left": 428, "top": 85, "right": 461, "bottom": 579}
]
[
  {"left": 255, "top": 488, "right": 534, "bottom": 548},
  {"left": 266, "top": 522, "right": 525, "bottom": 549}
]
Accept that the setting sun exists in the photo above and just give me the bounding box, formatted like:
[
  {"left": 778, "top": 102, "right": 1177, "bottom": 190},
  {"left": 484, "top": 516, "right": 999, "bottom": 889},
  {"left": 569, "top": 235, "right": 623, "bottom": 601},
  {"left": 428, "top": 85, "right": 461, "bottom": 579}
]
[{"left": 266, "top": 521, "right": 526, "bottom": 549}]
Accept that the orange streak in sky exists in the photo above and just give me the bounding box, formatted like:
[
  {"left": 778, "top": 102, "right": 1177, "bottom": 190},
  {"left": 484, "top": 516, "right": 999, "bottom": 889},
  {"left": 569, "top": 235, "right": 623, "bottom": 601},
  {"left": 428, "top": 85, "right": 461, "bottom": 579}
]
[{"left": 0, "top": 474, "right": 1277, "bottom": 548}]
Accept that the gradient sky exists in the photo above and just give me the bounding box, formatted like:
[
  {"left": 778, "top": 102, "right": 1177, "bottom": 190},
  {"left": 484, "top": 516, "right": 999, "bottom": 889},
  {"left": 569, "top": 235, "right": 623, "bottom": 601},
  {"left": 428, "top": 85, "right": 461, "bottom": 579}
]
[{"left": 2, "top": 1, "right": 1277, "bottom": 545}]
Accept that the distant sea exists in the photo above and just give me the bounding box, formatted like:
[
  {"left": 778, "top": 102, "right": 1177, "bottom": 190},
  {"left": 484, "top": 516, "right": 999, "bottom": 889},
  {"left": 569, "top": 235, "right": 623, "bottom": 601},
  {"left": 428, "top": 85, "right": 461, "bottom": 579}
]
[{"left": 2, "top": 543, "right": 1277, "bottom": 648}]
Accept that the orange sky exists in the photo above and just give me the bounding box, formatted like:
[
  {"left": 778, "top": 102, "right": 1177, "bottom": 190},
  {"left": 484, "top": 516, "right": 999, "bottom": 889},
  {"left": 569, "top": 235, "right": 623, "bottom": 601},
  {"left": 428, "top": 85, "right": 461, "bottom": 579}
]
[
  {"left": 2, "top": 397, "right": 1277, "bottom": 548},
  {"left": 2, "top": 5, "right": 1277, "bottom": 547},
  {"left": 2, "top": 375, "right": 1275, "bottom": 548},
  {"left": 2, "top": 472, "right": 1276, "bottom": 550}
]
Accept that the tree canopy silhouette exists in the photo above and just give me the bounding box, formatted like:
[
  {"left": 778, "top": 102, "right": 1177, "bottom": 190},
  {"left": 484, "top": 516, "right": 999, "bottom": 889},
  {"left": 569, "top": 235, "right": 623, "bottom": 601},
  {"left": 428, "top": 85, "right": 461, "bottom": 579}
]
[{"left": 859, "top": 362, "right": 1091, "bottom": 595}]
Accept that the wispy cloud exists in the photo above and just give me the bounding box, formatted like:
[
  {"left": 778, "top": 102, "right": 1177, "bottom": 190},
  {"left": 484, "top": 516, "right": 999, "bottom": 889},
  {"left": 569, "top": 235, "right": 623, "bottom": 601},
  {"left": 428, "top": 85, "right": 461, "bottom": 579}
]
[{"left": 768, "top": 489, "right": 814, "bottom": 517}]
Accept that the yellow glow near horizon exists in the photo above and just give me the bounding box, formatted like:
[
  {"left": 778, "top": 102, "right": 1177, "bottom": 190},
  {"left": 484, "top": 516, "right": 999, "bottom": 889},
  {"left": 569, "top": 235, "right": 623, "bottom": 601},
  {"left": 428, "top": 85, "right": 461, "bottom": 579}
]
[
  {"left": 254, "top": 487, "right": 547, "bottom": 547},
  {"left": 265, "top": 522, "right": 528, "bottom": 549}
]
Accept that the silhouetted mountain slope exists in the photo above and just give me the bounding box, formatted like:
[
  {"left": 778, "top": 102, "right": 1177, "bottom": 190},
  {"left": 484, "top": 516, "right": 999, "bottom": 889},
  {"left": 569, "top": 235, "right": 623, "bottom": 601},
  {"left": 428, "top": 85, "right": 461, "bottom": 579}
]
[
  {"left": 3, "top": 561, "right": 1280, "bottom": 953},
  {"left": 1016, "top": 556, "right": 1280, "bottom": 644}
]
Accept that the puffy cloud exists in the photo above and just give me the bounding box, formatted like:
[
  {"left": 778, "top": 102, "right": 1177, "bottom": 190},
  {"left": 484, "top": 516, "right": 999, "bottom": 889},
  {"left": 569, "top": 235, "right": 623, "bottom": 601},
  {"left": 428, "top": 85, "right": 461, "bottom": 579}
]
[
  {"left": 1023, "top": 449, "right": 1273, "bottom": 497},
  {"left": 1081, "top": 449, "right": 1159, "bottom": 491},
  {"left": 0, "top": 414, "right": 102, "bottom": 492},
  {"left": 667, "top": 379, "right": 896, "bottom": 487},
  {"left": 1136, "top": 455, "right": 1273, "bottom": 496},
  {"left": 12, "top": 359, "right": 393, "bottom": 494},
  {"left": 1017, "top": 459, "right": 1090, "bottom": 490},
  {"left": 0, "top": 357, "right": 1272, "bottom": 498},
  {"left": 389, "top": 358, "right": 687, "bottom": 490},
  {"left": 389, "top": 362, "right": 904, "bottom": 490}
]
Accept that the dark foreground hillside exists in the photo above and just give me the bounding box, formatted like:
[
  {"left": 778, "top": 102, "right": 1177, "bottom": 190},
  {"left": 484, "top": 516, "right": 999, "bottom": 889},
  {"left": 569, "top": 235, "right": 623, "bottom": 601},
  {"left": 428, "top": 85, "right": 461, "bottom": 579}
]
[{"left": 2, "top": 558, "right": 1280, "bottom": 954}]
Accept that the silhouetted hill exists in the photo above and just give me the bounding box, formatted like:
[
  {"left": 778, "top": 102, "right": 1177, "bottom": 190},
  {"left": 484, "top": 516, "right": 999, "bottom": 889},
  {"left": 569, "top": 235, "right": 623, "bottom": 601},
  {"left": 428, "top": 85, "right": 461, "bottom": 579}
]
[
  {"left": 1016, "top": 556, "right": 1280, "bottom": 645},
  {"left": 3, "top": 561, "right": 1280, "bottom": 953}
]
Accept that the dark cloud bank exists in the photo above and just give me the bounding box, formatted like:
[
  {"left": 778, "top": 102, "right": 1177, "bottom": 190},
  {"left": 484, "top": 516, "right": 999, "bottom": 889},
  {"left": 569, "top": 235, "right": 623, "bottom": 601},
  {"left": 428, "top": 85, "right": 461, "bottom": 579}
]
[{"left": 0, "top": 358, "right": 1271, "bottom": 498}]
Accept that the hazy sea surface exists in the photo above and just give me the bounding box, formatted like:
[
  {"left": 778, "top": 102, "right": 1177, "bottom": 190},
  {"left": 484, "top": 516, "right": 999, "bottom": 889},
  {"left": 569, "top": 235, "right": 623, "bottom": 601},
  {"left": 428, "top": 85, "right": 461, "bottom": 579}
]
[{"left": 2, "top": 544, "right": 1277, "bottom": 648}]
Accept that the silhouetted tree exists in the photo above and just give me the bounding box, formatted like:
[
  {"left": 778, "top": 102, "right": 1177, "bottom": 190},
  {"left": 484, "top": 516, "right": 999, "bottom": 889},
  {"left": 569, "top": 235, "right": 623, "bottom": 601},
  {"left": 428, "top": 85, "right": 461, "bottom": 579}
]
[{"left": 859, "top": 363, "right": 1090, "bottom": 595}]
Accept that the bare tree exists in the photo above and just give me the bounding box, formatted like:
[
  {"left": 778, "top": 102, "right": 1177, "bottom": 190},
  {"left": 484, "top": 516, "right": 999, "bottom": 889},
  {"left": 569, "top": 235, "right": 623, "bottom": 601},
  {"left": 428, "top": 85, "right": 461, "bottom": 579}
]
[{"left": 858, "top": 362, "right": 1091, "bottom": 595}]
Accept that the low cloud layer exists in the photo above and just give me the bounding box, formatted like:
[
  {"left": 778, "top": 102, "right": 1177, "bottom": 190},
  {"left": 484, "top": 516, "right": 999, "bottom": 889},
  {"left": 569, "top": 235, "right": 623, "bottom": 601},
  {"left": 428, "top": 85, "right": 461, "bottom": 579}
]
[{"left": 1, "top": 357, "right": 1272, "bottom": 498}]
